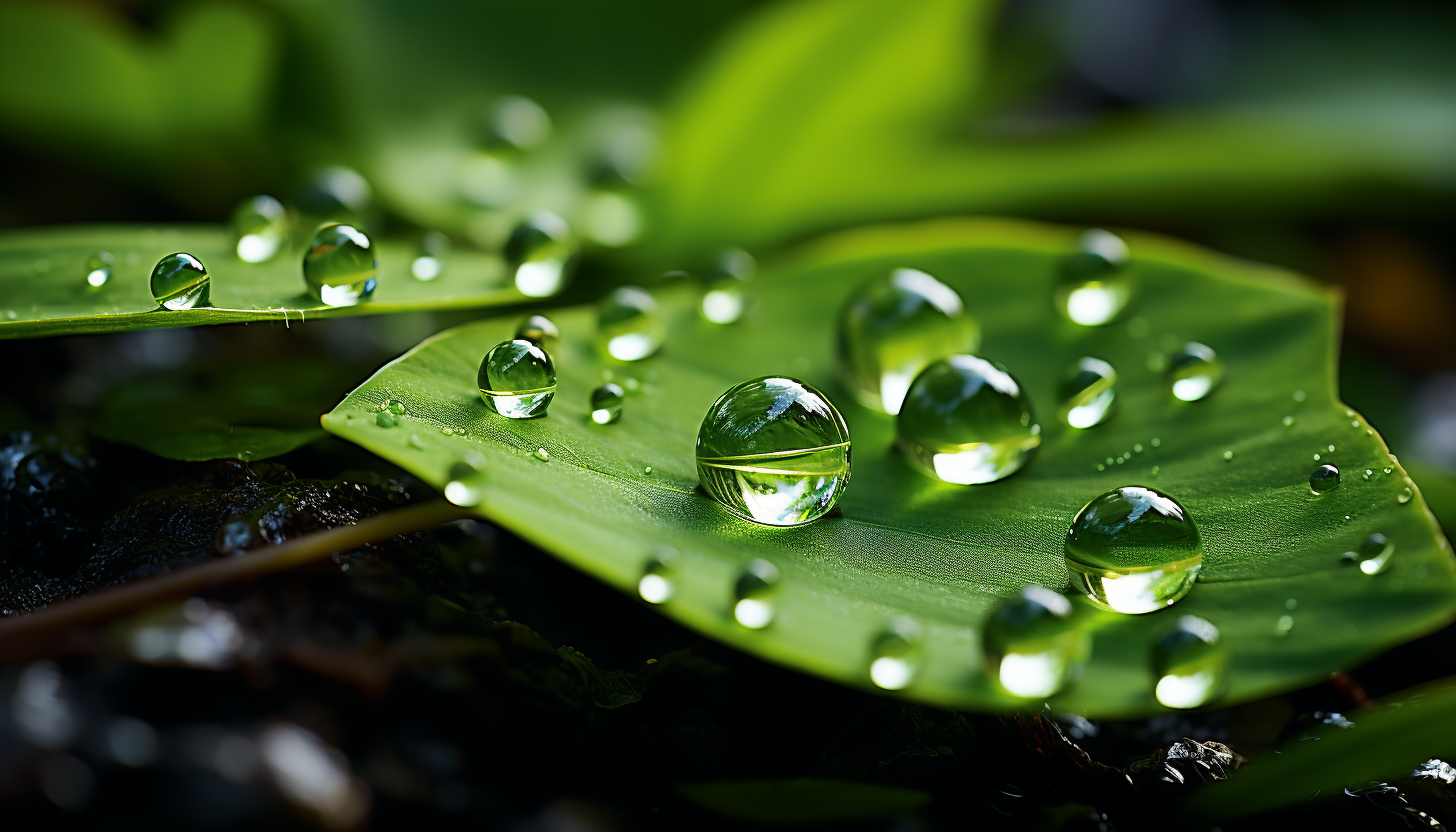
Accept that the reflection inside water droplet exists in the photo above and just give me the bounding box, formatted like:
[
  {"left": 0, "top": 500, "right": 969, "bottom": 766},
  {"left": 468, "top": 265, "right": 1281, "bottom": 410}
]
[{"left": 1064, "top": 486, "right": 1202, "bottom": 614}]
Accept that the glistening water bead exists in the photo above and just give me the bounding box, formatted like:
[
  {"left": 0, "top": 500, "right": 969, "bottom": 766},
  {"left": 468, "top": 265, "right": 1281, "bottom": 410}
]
[
  {"left": 896, "top": 356, "right": 1040, "bottom": 485},
  {"left": 505, "top": 210, "right": 577, "bottom": 298},
  {"left": 696, "top": 377, "right": 850, "bottom": 526},
  {"left": 444, "top": 459, "right": 487, "bottom": 507},
  {"left": 85, "top": 251, "right": 113, "bottom": 288},
  {"left": 590, "top": 383, "right": 625, "bottom": 425},
  {"left": 1059, "top": 357, "right": 1117, "bottom": 429},
  {"left": 637, "top": 547, "right": 678, "bottom": 604},
  {"left": 700, "top": 247, "right": 756, "bottom": 325},
  {"left": 1310, "top": 464, "right": 1340, "bottom": 493},
  {"left": 150, "top": 252, "right": 211, "bottom": 310},
  {"left": 232, "top": 195, "right": 287, "bottom": 263},
  {"left": 410, "top": 231, "right": 449, "bottom": 281},
  {"left": 514, "top": 314, "right": 559, "bottom": 346},
  {"left": 868, "top": 622, "right": 923, "bottom": 691},
  {"left": 303, "top": 223, "right": 378, "bottom": 307},
  {"left": 733, "top": 559, "right": 781, "bottom": 628},
  {"left": 1168, "top": 343, "right": 1222, "bottom": 402},
  {"left": 837, "top": 268, "right": 980, "bottom": 415},
  {"left": 478, "top": 339, "right": 556, "bottom": 418},
  {"left": 1152, "top": 616, "right": 1227, "bottom": 709},
  {"left": 1064, "top": 486, "right": 1202, "bottom": 614},
  {"left": 1055, "top": 229, "right": 1133, "bottom": 326},
  {"left": 982, "top": 586, "right": 1089, "bottom": 698},
  {"left": 598, "top": 286, "right": 664, "bottom": 362}
]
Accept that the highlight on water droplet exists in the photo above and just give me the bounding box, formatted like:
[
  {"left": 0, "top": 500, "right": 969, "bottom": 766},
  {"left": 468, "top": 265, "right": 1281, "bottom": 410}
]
[
  {"left": 383, "top": 399, "right": 407, "bottom": 416},
  {"left": 1167, "top": 343, "right": 1222, "bottom": 402},
  {"left": 1309, "top": 464, "right": 1340, "bottom": 494},
  {"left": 696, "top": 377, "right": 850, "bottom": 526},
  {"left": 637, "top": 547, "right": 678, "bottom": 604},
  {"left": 868, "top": 619, "right": 923, "bottom": 691},
  {"left": 514, "top": 314, "right": 559, "bottom": 346},
  {"left": 478, "top": 339, "right": 556, "bottom": 418},
  {"left": 598, "top": 285, "right": 664, "bottom": 361},
  {"left": 1152, "top": 616, "right": 1226, "bottom": 709},
  {"left": 1222, "top": 450, "right": 1234, "bottom": 461},
  {"left": 700, "top": 248, "right": 756, "bottom": 325},
  {"left": 1055, "top": 229, "right": 1133, "bottom": 326},
  {"left": 410, "top": 231, "right": 449, "bottom": 281},
  {"left": 590, "top": 383, "right": 625, "bottom": 425},
  {"left": 534, "top": 447, "right": 550, "bottom": 462},
  {"left": 1355, "top": 533, "right": 1393, "bottom": 575},
  {"left": 1282, "top": 415, "right": 1295, "bottom": 427},
  {"left": 1399, "top": 486, "right": 1414, "bottom": 504},
  {"left": 376, "top": 411, "right": 398, "bottom": 428},
  {"left": 150, "top": 252, "right": 211, "bottom": 310},
  {"left": 506, "top": 210, "right": 577, "bottom": 298},
  {"left": 1064, "top": 486, "right": 1202, "bottom": 614},
  {"left": 303, "top": 223, "right": 378, "bottom": 307},
  {"left": 444, "top": 458, "right": 487, "bottom": 507},
  {"left": 85, "top": 251, "right": 113, "bottom": 288},
  {"left": 732, "top": 559, "right": 780, "bottom": 628},
  {"left": 982, "top": 586, "right": 1089, "bottom": 698},
  {"left": 1059, "top": 357, "right": 1117, "bottom": 429},
  {"left": 896, "top": 355, "right": 1040, "bottom": 484},
  {"left": 837, "top": 267, "right": 980, "bottom": 415},
  {"left": 232, "top": 195, "right": 287, "bottom": 263}
]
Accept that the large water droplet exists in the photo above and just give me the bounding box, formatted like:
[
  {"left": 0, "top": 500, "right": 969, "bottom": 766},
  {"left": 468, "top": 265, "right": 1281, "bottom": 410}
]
[
  {"left": 868, "top": 621, "right": 922, "bottom": 691},
  {"left": 232, "top": 195, "right": 287, "bottom": 263},
  {"left": 410, "top": 231, "right": 449, "bottom": 281},
  {"left": 700, "top": 248, "right": 756, "bottom": 325},
  {"left": 696, "top": 377, "right": 851, "bottom": 526},
  {"left": 444, "top": 459, "right": 487, "bottom": 506},
  {"left": 637, "top": 547, "right": 678, "bottom": 604},
  {"left": 1064, "top": 486, "right": 1202, "bottom": 614},
  {"left": 590, "top": 383, "right": 625, "bottom": 425},
  {"left": 85, "top": 251, "right": 113, "bottom": 288},
  {"left": 598, "top": 286, "right": 663, "bottom": 361},
  {"left": 1055, "top": 229, "right": 1132, "bottom": 326},
  {"left": 303, "top": 223, "right": 378, "bottom": 307},
  {"left": 1059, "top": 357, "right": 1117, "bottom": 429},
  {"left": 478, "top": 339, "right": 556, "bottom": 418},
  {"left": 1356, "top": 534, "right": 1393, "bottom": 575},
  {"left": 982, "top": 586, "right": 1089, "bottom": 698},
  {"left": 150, "top": 252, "right": 211, "bottom": 310},
  {"left": 1167, "top": 343, "right": 1222, "bottom": 402},
  {"left": 733, "top": 559, "right": 780, "bottom": 628},
  {"left": 896, "top": 356, "right": 1040, "bottom": 484},
  {"left": 506, "top": 211, "right": 577, "bottom": 298},
  {"left": 837, "top": 268, "right": 980, "bottom": 415},
  {"left": 1310, "top": 464, "right": 1340, "bottom": 493},
  {"left": 1152, "top": 616, "right": 1226, "bottom": 709}
]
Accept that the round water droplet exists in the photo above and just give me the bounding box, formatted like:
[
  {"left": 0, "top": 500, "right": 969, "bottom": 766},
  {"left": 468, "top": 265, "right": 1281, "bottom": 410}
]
[
  {"left": 1059, "top": 357, "right": 1117, "bottom": 429},
  {"left": 590, "top": 383, "right": 625, "bottom": 425},
  {"left": 733, "top": 559, "right": 780, "bottom": 628},
  {"left": 1064, "top": 486, "right": 1202, "bottom": 614},
  {"left": 1275, "top": 614, "right": 1294, "bottom": 636},
  {"left": 1223, "top": 450, "right": 1234, "bottom": 461},
  {"left": 444, "top": 459, "right": 487, "bottom": 507},
  {"left": 534, "top": 447, "right": 550, "bottom": 462},
  {"left": 1363, "top": 468, "right": 1375, "bottom": 481},
  {"left": 1282, "top": 415, "right": 1295, "bottom": 427},
  {"left": 303, "top": 223, "right": 378, "bottom": 307},
  {"left": 1293, "top": 390, "right": 1307, "bottom": 402},
  {"left": 383, "top": 399, "right": 406, "bottom": 416},
  {"left": 1167, "top": 343, "right": 1222, "bottom": 402},
  {"left": 410, "top": 231, "right": 449, "bottom": 281},
  {"left": 150, "top": 252, "right": 211, "bottom": 310},
  {"left": 868, "top": 621, "right": 922, "bottom": 691},
  {"left": 1055, "top": 229, "right": 1133, "bottom": 326},
  {"left": 643, "top": 465, "right": 653, "bottom": 475},
  {"left": 232, "top": 195, "right": 287, "bottom": 263},
  {"left": 982, "top": 586, "right": 1089, "bottom": 698},
  {"left": 514, "top": 314, "right": 559, "bottom": 346},
  {"left": 896, "top": 356, "right": 1040, "bottom": 485},
  {"left": 1399, "top": 486, "right": 1414, "bottom": 504},
  {"left": 84, "top": 251, "right": 113, "bottom": 288},
  {"left": 506, "top": 210, "right": 577, "bottom": 298},
  {"left": 837, "top": 268, "right": 980, "bottom": 415},
  {"left": 598, "top": 286, "right": 663, "bottom": 362},
  {"left": 696, "top": 377, "right": 850, "bottom": 526},
  {"left": 1309, "top": 464, "right": 1340, "bottom": 493},
  {"left": 376, "top": 411, "right": 398, "bottom": 428},
  {"left": 637, "top": 547, "right": 678, "bottom": 604},
  {"left": 1152, "top": 616, "right": 1226, "bottom": 709},
  {"left": 1357, "top": 533, "right": 1393, "bottom": 575},
  {"left": 700, "top": 248, "right": 757, "bottom": 325},
  {"left": 478, "top": 339, "right": 556, "bottom": 418}
]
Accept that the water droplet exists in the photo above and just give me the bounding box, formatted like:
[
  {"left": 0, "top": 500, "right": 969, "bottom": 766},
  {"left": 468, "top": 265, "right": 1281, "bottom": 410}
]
[
  {"left": 1351, "top": 420, "right": 1361, "bottom": 429},
  {"left": 534, "top": 447, "right": 550, "bottom": 462},
  {"left": 1275, "top": 614, "right": 1294, "bottom": 636},
  {"left": 733, "top": 559, "right": 780, "bottom": 628},
  {"left": 383, "top": 399, "right": 406, "bottom": 416},
  {"left": 410, "top": 231, "right": 449, "bottom": 281},
  {"left": 643, "top": 465, "right": 653, "bottom": 475},
  {"left": 1133, "top": 444, "right": 1143, "bottom": 453},
  {"left": 1151, "top": 437, "right": 1161, "bottom": 448},
  {"left": 982, "top": 586, "right": 1089, "bottom": 698},
  {"left": 1065, "top": 486, "right": 1202, "bottom": 614},
  {"left": 506, "top": 210, "right": 577, "bottom": 297},
  {"left": 1151, "top": 465, "right": 1160, "bottom": 474},
  {"left": 700, "top": 248, "right": 756, "bottom": 324},
  {"left": 1282, "top": 415, "right": 1295, "bottom": 427},
  {"left": 1356, "top": 534, "right": 1393, "bottom": 575},
  {"left": 514, "top": 314, "right": 560, "bottom": 346},
  {"left": 598, "top": 286, "right": 663, "bottom": 361},
  {"left": 896, "top": 356, "right": 1040, "bottom": 484},
  {"left": 837, "top": 268, "right": 980, "bottom": 414},
  {"left": 1096, "top": 464, "right": 1105, "bottom": 471},
  {"left": 1293, "top": 390, "right": 1307, "bottom": 402},
  {"left": 1055, "top": 229, "right": 1132, "bottom": 326},
  {"left": 298, "top": 166, "right": 371, "bottom": 219},
  {"left": 84, "top": 251, "right": 113, "bottom": 288},
  {"left": 1167, "top": 343, "right": 1222, "bottom": 402},
  {"left": 303, "top": 223, "right": 378, "bottom": 307},
  {"left": 590, "top": 383, "right": 625, "bottom": 425},
  {"left": 478, "top": 339, "right": 556, "bottom": 418},
  {"left": 637, "top": 547, "right": 677, "bottom": 604},
  {"left": 1223, "top": 450, "right": 1234, "bottom": 461},
  {"left": 376, "top": 411, "right": 398, "bottom": 428},
  {"left": 1285, "top": 598, "right": 1298, "bottom": 610},
  {"left": 441, "top": 426, "right": 454, "bottom": 435},
  {"left": 1313, "top": 453, "right": 1322, "bottom": 461},
  {"left": 1059, "top": 357, "right": 1117, "bottom": 429},
  {"left": 408, "top": 434, "right": 424, "bottom": 449},
  {"left": 1383, "top": 467, "right": 1393, "bottom": 475},
  {"left": 868, "top": 621, "right": 922, "bottom": 691},
  {"left": 697, "top": 377, "right": 850, "bottom": 526},
  {"left": 1309, "top": 464, "right": 1340, "bottom": 493},
  {"left": 232, "top": 195, "right": 287, "bottom": 263},
  {"left": 150, "top": 252, "right": 211, "bottom": 310},
  {"left": 1152, "top": 616, "right": 1226, "bottom": 709},
  {"left": 1363, "top": 468, "right": 1375, "bottom": 481},
  {"left": 444, "top": 459, "right": 487, "bottom": 506},
  {"left": 1399, "top": 486, "right": 1414, "bottom": 504}
]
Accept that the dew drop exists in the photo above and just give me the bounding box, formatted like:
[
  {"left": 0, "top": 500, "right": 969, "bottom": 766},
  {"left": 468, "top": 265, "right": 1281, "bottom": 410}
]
[
  {"left": 1064, "top": 486, "right": 1202, "bottom": 614},
  {"left": 478, "top": 339, "right": 556, "bottom": 418},
  {"left": 1133, "top": 444, "right": 1143, "bottom": 453},
  {"left": 837, "top": 268, "right": 980, "bottom": 414},
  {"left": 1309, "top": 464, "right": 1340, "bottom": 493},
  {"left": 1223, "top": 450, "right": 1234, "bottom": 461},
  {"left": 590, "top": 383, "right": 625, "bottom": 425},
  {"left": 733, "top": 559, "right": 780, "bottom": 629},
  {"left": 303, "top": 223, "right": 378, "bottom": 307},
  {"left": 376, "top": 411, "right": 398, "bottom": 428},
  {"left": 1167, "top": 343, "right": 1222, "bottom": 402},
  {"left": 410, "top": 231, "right": 449, "bottom": 281},
  {"left": 868, "top": 621, "right": 922, "bottom": 691},
  {"left": 1059, "top": 357, "right": 1117, "bottom": 429},
  {"left": 514, "top": 314, "right": 559, "bottom": 346},
  {"left": 383, "top": 399, "right": 407, "bottom": 416},
  {"left": 1275, "top": 614, "right": 1294, "bottom": 637},
  {"left": 1152, "top": 616, "right": 1226, "bottom": 709},
  {"left": 1356, "top": 534, "right": 1393, "bottom": 576},
  {"left": 643, "top": 465, "right": 653, "bottom": 475},
  {"left": 896, "top": 356, "right": 1040, "bottom": 484},
  {"left": 1151, "top": 465, "right": 1160, "bottom": 475},
  {"left": 1363, "top": 468, "right": 1375, "bottom": 481},
  {"left": 444, "top": 459, "right": 487, "bottom": 507},
  {"left": 1399, "top": 487, "right": 1414, "bottom": 504},
  {"left": 1282, "top": 416, "right": 1295, "bottom": 427},
  {"left": 1151, "top": 437, "right": 1161, "bottom": 448},
  {"left": 506, "top": 210, "right": 577, "bottom": 298},
  {"left": 85, "top": 251, "right": 113, "bottom": 288},
  {"left": 1293, "top": 390, "right": 1307, "bottom": 402},
  {"left": 232, "top": 195, "right": 287, "bottom": 263},
  {"left": 408, "top": 434, "right": 424, "bottom": 450},
  {"left": 1055, "top": 229, "right": 1133, "bottom": 326},
  {"left": 700, "top": 248, "right": 756, "bottom": 325},
  {"left": 598, "top": 286, "right": 664, "bottom": 361},
  {"left": 982, "top": 586, "right": 1089, "bottom": 698},
  {"left": 637, "top": 547, "right": 678, "bottom": 604},
  {"left": 1328, "top": 445, "right": 1336, "bottom": 453},
  {"left": 150, "top": 252, "right": 211, "bottom": 310}
]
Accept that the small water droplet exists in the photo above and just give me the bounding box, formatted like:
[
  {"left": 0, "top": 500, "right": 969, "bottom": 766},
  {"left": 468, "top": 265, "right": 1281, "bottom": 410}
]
[
  {"left": 150, "top": 253, "right": 211, "bottom": 310},
  {"left": 1293, "top": 390, "right": 1306, "bottom": 402},
  {"left": 1313, "top": 453, "right": 1322, "bottom": 461},
  {"left": 697, "top": 377, "right": 850, "bottom": 525},
  {"left": 382, "top": 399, "right": 406, "bottom": 416},
  {"left": 1309, "top": 464, "right": 1340, "bottom": 493},
  {"left": 983, "top": 586, "right": 1089, "bottom": 698},
  {"left": 598, "top": 286, "right": 664, "bottom": 361},
  {"left": 1133, "top": 444, "right": 1144, "bottom": 453},
  {"left": 637, "top": 547, "right": 678, "bottom": 604},
  {"left": 376, "top": 411, "right": 398, "bottom": 428},
  {"left": 1351, "top": 420, "right": 1361, "bottom": 429},
  {"left": 478, "top": 339, "right": 556, "bottom": 418},
  {"left": 444, "top": 459, "right": 487, "bottom": 506},
  {"left": 408, "top": 434, "right": 424, "bottom": 449},
  {"left": 1282, "top": 415, "right": 1295, "bottom": 427},
  {"left": 1328, "top": 444, "right": 1336, "bottom": 453},
  {"left": 1285, "top": 598, "right": 1298, "bottom": 610},
  {"left": 1223, "top": 450, "right": 1234, "bottom": 461},
  {"left": 1152, "top": 616, "right": 1226, "bottom": 709},
  {"left": 837, "top": 268, "right": 979, "bottom": 414},
  {"left": 1383, "top": 467, "right": 1393, "bottom": 475},
  {"left": 868, "top": 621, "right": 922, "bottom": 691},
  {"left": 1096, "top": 464, "right": 1106, "bottom": 471},
  {"left": 232, "top": 195, "right": 287, "bottom": 263},
  {"left": 410, "top": 231, "right": 449, "bottom": 281},
  {"left": 1065, "top": 486, "right": 1202, "bottom": 614},
  {"left": 534, "top": 447, "right": 549, "bottom": 462},
  {"left": 303, "top": 223, "right": 378, "bottom": 307},
  {"left": 590, "top": 383, "right": 625, "bottom": 424},
  {"left": 441, "top": 426, "right": 454, "bottom": 435},
  {"left": 1151, "top": 465, "right": 1160, "bottom": 474},
  {"left": 643, "top": 465, "right": 653, "bottom": 475},
  {"left": 733, "top": 559, "right": 780, "bottom": 629},
  {"left": 1056, "top": 229, "right": 1133, "bottom": 326},
  {"left": 514, "top": 314, "right": 559, "bottom": 346},
  {"left": 1105, "top": 457, "right": 1115, "bottom": 466},
  {"left": 1356, "top": 534, "right": 1393, "bottom": 575},
  {"left": 1168, "top": 343, "right": 1222, "bottom": 402},
  {"left": 1399, "top": 487, "right": 1414, "bottom": 504},
  {"left": 506, "top": 210, "right": 577, "bottom": 297},
  {"left": 1363, "top": 468, "right": 1375, "bottom": 481},
  {"left": 700, "top": 248, "right": 756, "bottom": 325},
  {"left": 898, "top": 356, "right": 1040, "bottom": 484},
  {"left": 1275, "top": 615, "right": 1294, "bottom": 636},
  {"left": 83, "top": 251, "right": 113, "bottom": 289},
  {"left": 1151, "top": 437, "right": 1161, "bottom": 447},
  {"left": 1059, "top": 357, "right": 1117, "bottom": 429}
]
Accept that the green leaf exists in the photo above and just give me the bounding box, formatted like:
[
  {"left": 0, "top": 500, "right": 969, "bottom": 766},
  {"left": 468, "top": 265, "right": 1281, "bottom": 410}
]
[
  {"left": 0, "top": 225, "right": 524, "bottom": 339},
  {"left": 321, "top": 218, "right": 1456, "bottom": 716},
  {"left": 676, "top": 778, "right": 929, "bottom": 824}
]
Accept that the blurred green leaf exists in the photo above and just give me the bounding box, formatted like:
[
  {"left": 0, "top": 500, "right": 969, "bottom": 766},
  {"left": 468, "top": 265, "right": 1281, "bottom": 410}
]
[
  {"left": 322, "top": 218, "right": 1456, "bottom": 716},
  {"left": 677, "top": 778, "right": 929, "bottom": 824}
]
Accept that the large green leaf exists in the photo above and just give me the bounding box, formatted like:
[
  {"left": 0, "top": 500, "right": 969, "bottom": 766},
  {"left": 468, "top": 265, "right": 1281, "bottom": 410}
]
[
  {"left": 321, "top": 218, "right": 1455, "bottom": 716},
  {"left": 0, "top": 225, "right": 523, "bottom": 338}
]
